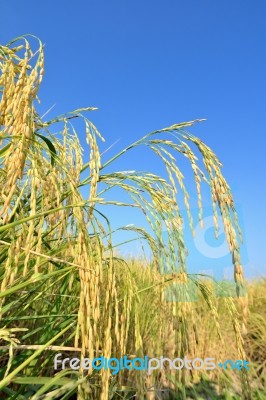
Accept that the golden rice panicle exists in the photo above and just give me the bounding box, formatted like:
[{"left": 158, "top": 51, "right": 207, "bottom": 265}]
[
  {"left": 0, "top": 38, "right": 44, "bottom": 222},
  {"left": 184, "top": 134, "right": 248, "bottom": 334},
  {"left": 85, "top": 119, "right": 101, "bottom": 216}
]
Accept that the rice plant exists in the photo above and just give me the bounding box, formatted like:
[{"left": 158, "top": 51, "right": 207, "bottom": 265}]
[{"left": 0, "top": 35, "right": 252, "bottom": 399}]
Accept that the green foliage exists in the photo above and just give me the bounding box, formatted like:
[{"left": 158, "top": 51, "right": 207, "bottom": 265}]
[{"left": 0, "top": 35, "right": 259, "bottom": 400}]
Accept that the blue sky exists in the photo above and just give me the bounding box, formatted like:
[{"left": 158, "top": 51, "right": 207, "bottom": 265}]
[{"left": 1, "top": 1, "right": 265, "bottom": 277}]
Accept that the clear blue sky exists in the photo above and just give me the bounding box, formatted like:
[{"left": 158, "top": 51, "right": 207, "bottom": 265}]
[{"left": 1, "top": 1, "right": 265, "bottom": 278}]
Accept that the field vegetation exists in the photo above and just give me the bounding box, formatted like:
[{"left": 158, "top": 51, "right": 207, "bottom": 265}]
[{"left": 0, "top": 36, "right": 265, "bottom": 400}]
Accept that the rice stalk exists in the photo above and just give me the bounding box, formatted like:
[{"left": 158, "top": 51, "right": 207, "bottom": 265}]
[{"left": 0, "top": 35, "right": 250, "bottom": 399}]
